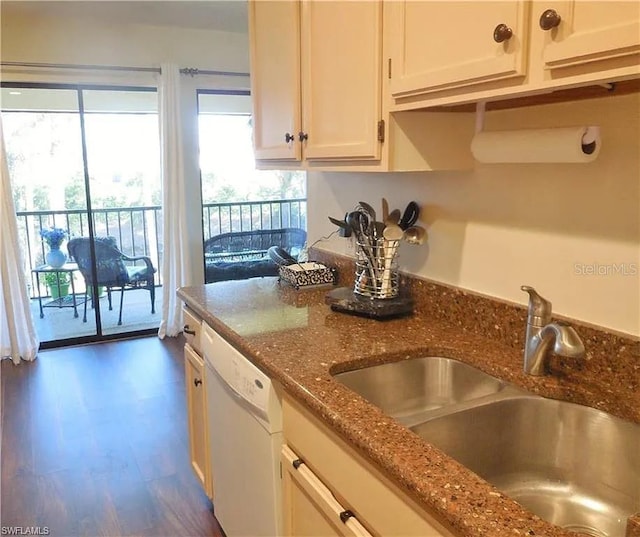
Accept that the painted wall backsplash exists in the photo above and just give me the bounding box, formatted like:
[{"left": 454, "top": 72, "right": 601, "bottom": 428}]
[{"left": 309, "top": 93, "right": 640, "bottom": 336}]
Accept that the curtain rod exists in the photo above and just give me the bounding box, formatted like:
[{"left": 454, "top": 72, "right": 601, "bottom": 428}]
[{"left": 0, "top": 61, "right": 249, "bottom": 77}]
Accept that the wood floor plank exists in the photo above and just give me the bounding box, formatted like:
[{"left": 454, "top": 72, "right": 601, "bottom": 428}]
[
  {"left": 34, "top": 472, "right": 78, "bottom": 537},
  {"left": 59, "top": 469, "right": 122, "bottom": 537},
  {"left": 1, "top": 473, "right": 39, "bottom": 528},
  {"left": 144, "top": 474, "right": 222, "bottom": 537},
  {"left": 1, "top": 335, "right": 223, "bottom": 537}
]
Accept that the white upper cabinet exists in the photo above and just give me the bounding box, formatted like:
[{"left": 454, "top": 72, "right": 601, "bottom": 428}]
[
  {"left": 387, "top": 0, "right": 640, "bottom": 108},
  {"left": 388, "top": 1, "right": 529, "bottom": 99},
  {"left": 537, "top": 1, "right": 640, "bottom": 71},
  {"left": 249, "top": 0, "right": 383, "bottom": 165},
  {"left": 248, "top": 0, "right": 639, "bottom": 170},
  {"left": 249, "top": 1, "right": 301, "bottom": 161},
  {"left": 300, "top": 1, "right": 382, "bottom": 161}
]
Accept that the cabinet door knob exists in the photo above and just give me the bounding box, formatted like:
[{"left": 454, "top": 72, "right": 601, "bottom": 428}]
[
  {"left": 184, "top": 325, "right": 196, "bottom": 336},
  {"left": 298, "top": 131, "right": 308, "bottom": 142},
  {"left": 539, "top": 9, "right": 561, "bottom": 30},
  {"left": 284, "top": 132, "right": 295, "bottom": 143},
  {"left": 194, "top": 378, "right": 202, "bottom": 387},
  {"left": 493, "top": 23, "right": 513, "bottom": 43}
]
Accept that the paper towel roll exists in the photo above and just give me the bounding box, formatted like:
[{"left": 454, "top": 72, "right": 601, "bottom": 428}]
[{"left": 471, "top": 126, "right": 601, "bottom": 163}]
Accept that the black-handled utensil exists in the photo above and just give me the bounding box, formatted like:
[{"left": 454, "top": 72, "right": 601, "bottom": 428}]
[
  {"left": 399, "top": 201, "right": 420, "bottom": 230},
  {"left": 358, "top": 201, "right": 377, "bottom": 223},
  {"left": 328, "top": 215, "right": 352, "bottom": 237},
  {"left": 267, "top": 246, "right": 297, "bottom": 267},
  {"left": 328, "top": 216, "right": 349, "bottom": 229},
  {"left": 346, "top": 211, "right": 378, "bottom": 284}
]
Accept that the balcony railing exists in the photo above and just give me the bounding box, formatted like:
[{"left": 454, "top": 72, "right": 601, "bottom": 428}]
[
  {"left": 202, "top": 198, "right": 307, "bottom": 240},
  {"left": 17, "top": 198, "right": 307, "bottom": 298},
  {"left": 17, "top": 206, "right": 163, "bottom": 299}
]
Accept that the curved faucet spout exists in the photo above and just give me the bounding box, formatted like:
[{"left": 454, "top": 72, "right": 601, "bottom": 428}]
[
  {"left": 521, "top": 287, "right": 586, "bottom": 376},
  {"left": 544, "top": 322, "right": 586, "bottom": 358}
]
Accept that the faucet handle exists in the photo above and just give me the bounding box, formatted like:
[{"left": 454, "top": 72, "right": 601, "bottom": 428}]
[{"left": 521, "top": 285, "right": 552, "bottom": 327}]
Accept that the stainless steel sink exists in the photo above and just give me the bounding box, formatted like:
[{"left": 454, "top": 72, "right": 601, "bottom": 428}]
[
  {"left": 411, "top": 396, "right": 640, "bottom": 537},
  {"left": 333, "top": 357, "right": 509, "bottom": 426},
  {"left": 333, "top": 357, "right": 640, "bottom": 537}
]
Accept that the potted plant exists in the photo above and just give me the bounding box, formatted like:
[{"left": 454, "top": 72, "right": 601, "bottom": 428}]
[
  {"left": 43, "top": 271, "right": 71, "bottom": 299},
  {"left": 40, "top": 227, "right": 68, "bottom": 268},
  {"left": 88, "top": 285, "right": 106, "bottom": 299}
]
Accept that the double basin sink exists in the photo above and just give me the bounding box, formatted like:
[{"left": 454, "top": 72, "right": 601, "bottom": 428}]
[{"left": 333, "top": 357, "right": 639, "bottom": 537}]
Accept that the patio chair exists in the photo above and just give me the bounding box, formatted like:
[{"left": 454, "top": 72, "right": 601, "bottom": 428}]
[{"left": 67, "top": 236, "right": 156, "bottom": 326}]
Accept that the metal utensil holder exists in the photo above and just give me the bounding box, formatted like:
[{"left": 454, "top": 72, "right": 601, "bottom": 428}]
[{"left": 354, "top": 236, "right": 399, "bottom": 299}]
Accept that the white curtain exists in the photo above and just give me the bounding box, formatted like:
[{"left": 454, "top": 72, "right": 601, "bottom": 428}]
[
  {"left": 0, "top": 114, "right": 39, "bottom": 364},
  {"left": 158, "top": 63, "right": 192, "bottom": 338}
]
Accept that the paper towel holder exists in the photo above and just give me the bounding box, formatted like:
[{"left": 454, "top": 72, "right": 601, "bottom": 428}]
[
  {"left": 472, "top": 102, "right": 601, "bottom": 163},
  {"left": 580, "top": 126, "right": 599, "bottom": 154}
]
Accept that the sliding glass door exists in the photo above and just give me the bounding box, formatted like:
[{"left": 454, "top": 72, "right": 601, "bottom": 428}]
[
  {"left": 82, "top": 89, "right": 161, "bottom": 336},
  {"left": 2, "top": 83, "right": 162, "bottom": 347}
]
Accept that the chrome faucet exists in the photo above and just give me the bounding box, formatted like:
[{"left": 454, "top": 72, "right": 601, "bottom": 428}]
[{"left": 521, "top": 286, "right": 585, "bottom": 376}]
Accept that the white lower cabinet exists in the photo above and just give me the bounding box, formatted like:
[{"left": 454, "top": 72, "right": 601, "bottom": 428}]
[
  {"left": 282, "top": 445, "right": 372, "bottom": 537},
  {"left": 282, "top": 395, "right": 457, "bottom": 537},
  {"left": 184, "top": 343, "right": 212, "bottom": 499}
]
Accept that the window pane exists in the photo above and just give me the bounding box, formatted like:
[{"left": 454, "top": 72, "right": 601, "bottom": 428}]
[
  {"left": 2, "top": 88, "right": 84, "bottom": 213},
  {"left": 199, "top": 113, "right": 306, "bottom": 203}
]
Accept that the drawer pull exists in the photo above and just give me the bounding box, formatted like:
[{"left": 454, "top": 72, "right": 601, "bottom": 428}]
[
  {"left": 292, "top": 458, "right": 304, "bottom": 469},
  {"left": 194, "top": 378, "right": 202, "bottom": 387},
  {"left": 339, "top": 510, "right": 355, "bottom": 523},
  {"left": 298, "top": 131, "right": 308, "bottom": 142},
  {"left": 184, "top": 325, "right": 196, "bottom": 336},
  {"left": 539, "top": 9, "right": 561, "bottom": 30},
  {"left": 493, "top": 23, "right": 513, "bottom": 43},
  {"left": 285, "top": 132, "right": 295, "bottom": 143}
]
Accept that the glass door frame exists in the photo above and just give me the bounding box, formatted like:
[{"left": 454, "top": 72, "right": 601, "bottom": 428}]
[{"left": 2, "top": 81, "right": 161, "bottom": 349}]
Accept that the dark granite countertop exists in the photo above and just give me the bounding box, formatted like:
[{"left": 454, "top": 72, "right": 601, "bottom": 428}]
[{"left": 178, "top": 276, "right": 639, "bottom": 537}]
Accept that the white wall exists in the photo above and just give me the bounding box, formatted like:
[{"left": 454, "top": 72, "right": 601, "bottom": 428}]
[
  {"left": 1, "top": 8, "right": 251, "bottom": 286},
  {"left": 309, "top": 93, "right": 640, "bottom": 337},
  {"left": 0, "top": 7, "right": 249, "bottom": 76}
]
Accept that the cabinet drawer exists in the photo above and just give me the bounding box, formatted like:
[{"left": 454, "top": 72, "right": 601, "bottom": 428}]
[
  {"left": 182, "top": 306, "right": 202, "bottom": 354},
  {"left": 283, "top": 396, "right": 456, "bottom": 537},
  {"left": 282, "top": 444, "right": 372, "bottom": 536}
]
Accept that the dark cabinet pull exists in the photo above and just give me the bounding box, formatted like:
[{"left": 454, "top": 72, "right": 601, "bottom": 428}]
[
  {"left": 298, "top": 131, "right": 308, "bottom": 142},
  {"left": 339, "top": 510, "right": 355, "bottom": 523},
  {"left": 539, "top": 9, "right": 561, "bottom": 30},
  {"left": 184, "top": 325, "right": 196, "bottom": 336},
  {"left": 285, "top": 132, "right": 295, "bottom": 143},
  {"left": 493, "top": 23, "right": 513, "bottom": 43},
  {"left": 194, "top": 378, "right": 202, "bottom": 387}
]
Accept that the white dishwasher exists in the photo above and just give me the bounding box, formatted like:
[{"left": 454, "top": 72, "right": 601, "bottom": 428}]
[{"left": 201, "top": 321, "right": 283, "bottom": 537}]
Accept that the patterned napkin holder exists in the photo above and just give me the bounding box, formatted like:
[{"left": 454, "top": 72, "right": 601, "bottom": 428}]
[{"left": 279, "top": 262, "right": 337, "bottom": 290}]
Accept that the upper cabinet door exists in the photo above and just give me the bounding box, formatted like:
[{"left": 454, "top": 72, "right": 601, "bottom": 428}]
[
  {"left": 249, "top": 1, "right": 302, "bottom": 161},
  {"left": 538, "top": 1, "right": 640, "bottom": 70},
  {"left": 300, "top": 0, "right": 382, "bottom": 161},
  {"left": 388, "top": 1, "right": 529, "bottom": 99}
]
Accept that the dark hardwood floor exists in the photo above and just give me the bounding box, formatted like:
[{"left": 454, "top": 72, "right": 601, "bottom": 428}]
[{"left": 1, "top": 336, "right": 224, "bottom": 537}]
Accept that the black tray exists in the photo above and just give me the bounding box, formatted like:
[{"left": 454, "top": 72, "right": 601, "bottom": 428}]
[{"left": 325, "top": 287, "right": 414, "bottom": 320}]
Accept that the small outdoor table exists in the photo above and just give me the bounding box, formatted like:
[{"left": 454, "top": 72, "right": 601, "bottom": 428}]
[{"left": 32, "top": 263, "right": 85, "bottom": 319}]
